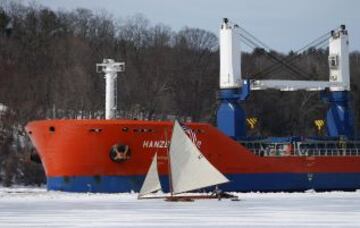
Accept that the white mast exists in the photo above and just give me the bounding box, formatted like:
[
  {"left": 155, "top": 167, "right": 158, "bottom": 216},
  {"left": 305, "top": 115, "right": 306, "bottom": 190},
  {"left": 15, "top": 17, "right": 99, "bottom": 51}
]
[
  {"left": 328, "top": 25, "right": 350, "bottom": 91},
  {"left": 96, "top": 59, "right": 125, "bottom": 119},
  {"left": 219, "top": 18, "right": 242, "bottom": 89}
]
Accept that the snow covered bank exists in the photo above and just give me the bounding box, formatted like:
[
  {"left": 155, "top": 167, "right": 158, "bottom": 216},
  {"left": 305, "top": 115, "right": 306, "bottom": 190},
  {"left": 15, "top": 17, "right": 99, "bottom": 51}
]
[{"left": 0, "top": 187, "right": 359, "bottom": 227}]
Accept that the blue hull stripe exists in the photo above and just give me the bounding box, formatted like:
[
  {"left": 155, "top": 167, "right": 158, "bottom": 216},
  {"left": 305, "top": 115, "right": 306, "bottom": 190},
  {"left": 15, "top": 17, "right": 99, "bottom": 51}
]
[{"left": 47, "top": 173, "right": 360, "bottom": 193}]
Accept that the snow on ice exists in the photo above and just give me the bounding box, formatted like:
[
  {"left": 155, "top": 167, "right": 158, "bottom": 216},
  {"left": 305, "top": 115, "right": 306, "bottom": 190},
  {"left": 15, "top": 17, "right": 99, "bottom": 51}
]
[{"left": 0, "top": 187, "right": 359, "bottom": 227}]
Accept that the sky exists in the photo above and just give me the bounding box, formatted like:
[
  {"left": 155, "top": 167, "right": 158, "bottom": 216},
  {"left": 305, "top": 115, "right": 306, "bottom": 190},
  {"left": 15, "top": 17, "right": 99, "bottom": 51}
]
[{"left": 24, "top": 0, "right": 360, "bottom": 52}]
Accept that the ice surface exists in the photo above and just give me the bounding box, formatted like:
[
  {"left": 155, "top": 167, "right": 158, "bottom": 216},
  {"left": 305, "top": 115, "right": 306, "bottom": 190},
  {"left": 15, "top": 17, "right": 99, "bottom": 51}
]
[{"left": 0, "top": 187, "right": 360, "bottom": 227}]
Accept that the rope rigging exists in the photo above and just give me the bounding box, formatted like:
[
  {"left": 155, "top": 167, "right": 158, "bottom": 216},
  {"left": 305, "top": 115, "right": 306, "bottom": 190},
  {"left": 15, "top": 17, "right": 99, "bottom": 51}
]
[
  {"left": 236, "top": 29, "right": 315, "bottom": 79},
  {"left": 229, "top": 19, "right": 338, "bottom": 79},
  {"left": 252, "top": 33, "right": 332, "bottom": 78}
]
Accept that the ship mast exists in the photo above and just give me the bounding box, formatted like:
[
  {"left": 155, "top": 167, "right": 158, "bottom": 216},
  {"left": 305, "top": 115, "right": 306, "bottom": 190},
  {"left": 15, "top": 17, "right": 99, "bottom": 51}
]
[
  {"left": 96, "top": 59, "right": 125, "bottom": 119},
  {"left": 165, "top": 127, "right": 174, "bottom": 196}
]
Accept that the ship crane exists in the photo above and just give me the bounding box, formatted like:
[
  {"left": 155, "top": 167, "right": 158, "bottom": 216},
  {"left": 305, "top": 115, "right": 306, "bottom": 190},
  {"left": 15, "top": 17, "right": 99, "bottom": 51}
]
[{"left": 217, "top": 19, "right": 354, "bottom": 139}]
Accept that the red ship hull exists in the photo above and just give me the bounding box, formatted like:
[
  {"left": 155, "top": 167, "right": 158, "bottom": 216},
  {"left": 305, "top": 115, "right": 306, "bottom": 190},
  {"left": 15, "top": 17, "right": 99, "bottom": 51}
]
[{"left": 25, "top": 119, "right": 360, "bottom": 192}]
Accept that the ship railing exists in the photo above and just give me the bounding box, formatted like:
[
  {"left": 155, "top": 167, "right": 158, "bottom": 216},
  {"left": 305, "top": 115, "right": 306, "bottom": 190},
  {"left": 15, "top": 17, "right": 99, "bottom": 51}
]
[
  {"left": 295, "top": 141, "right": 360, "bottom": 157},
  {"left": 250, "top": 148, "right": 360, "bottom": 157},
  {"left": 241, "top": 141, "right": 360, "bottom": 157},
  {"left": 297, "top": 149, "right": 360, "bottom": 157}
]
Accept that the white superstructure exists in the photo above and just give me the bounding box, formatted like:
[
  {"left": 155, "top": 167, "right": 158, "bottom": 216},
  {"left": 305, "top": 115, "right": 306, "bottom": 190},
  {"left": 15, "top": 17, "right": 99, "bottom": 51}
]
[
  {"left": 328, "top": 25, "right": 350, "bottom": 91},
  {"left": 220, "top": 19, "right": 242, "bottom": 89},
  {"left": 96, "top": 59, "right": 125, "bottom": 119}
]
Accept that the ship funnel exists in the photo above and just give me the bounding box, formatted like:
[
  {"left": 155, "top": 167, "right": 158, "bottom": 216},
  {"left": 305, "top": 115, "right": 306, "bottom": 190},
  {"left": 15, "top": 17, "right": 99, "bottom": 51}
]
[
  {"left": 220, "top": 18, "right": 241, "bottom": 89},
  {"left": 96, "top": 59, "right": 125, "bottom": 119}
]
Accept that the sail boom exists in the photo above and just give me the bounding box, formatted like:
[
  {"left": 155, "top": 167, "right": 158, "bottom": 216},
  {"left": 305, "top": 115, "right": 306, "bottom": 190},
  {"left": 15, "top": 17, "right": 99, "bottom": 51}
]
[{"left": 172, "top": 180, "right": 229, "bottom": 195}]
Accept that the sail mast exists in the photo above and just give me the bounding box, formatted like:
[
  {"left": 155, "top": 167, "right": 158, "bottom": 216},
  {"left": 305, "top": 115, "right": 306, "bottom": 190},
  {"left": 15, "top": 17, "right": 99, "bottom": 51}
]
[{"left": 165, "top": 126, "right": 174, "bottom": 196}]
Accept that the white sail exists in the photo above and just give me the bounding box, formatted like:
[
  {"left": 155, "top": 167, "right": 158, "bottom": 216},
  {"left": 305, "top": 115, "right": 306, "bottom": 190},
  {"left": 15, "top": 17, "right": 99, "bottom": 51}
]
[
  {"left": 138, "top": 153, "right": 162, "bottom": 197},
  {"left": 169, "top": 121, "right": 229, "bottom": 194}
]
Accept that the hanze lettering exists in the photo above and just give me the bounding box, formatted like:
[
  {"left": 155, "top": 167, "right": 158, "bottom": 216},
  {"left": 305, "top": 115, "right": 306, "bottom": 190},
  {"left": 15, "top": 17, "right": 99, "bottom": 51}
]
[
  {"left": 142, "top": 140, "right": 201, "bottom": 149},
  {"left": 143, "top": 140, "right": 170, "bottom": 148}
]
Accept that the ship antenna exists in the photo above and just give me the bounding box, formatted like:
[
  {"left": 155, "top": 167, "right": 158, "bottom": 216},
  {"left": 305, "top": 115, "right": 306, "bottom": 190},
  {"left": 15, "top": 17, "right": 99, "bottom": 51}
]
[{"left": 96, "top": 59, "right": 125, "bottom": 119}]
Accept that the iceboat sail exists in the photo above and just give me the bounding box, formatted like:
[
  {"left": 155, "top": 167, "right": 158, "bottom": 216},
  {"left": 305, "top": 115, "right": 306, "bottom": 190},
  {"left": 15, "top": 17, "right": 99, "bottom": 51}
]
[
  {"left": 169, "top": 121, "right": 229, "bottom": 194},
  {"left": 138, "top": 153, "right": 162, "bottom": 197}
]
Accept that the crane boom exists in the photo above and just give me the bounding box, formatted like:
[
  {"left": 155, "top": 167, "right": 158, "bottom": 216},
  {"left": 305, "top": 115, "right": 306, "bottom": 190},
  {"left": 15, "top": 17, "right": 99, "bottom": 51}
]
[{"left": 250, "top": 80, "right": 345, "bottom": 91}]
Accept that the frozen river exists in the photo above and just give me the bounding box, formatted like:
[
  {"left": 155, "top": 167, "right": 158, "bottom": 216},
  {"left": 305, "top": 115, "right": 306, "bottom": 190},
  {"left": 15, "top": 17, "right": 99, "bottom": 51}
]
[{"left": 0, "top": 187, "right": 359, "bottom": 227}]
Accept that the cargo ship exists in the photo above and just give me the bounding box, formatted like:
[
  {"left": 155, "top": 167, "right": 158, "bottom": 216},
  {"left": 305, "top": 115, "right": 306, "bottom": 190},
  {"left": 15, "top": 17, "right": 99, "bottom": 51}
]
[{"left": 26, "top": 19, "right": 360, "bottom": 193}]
